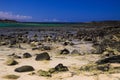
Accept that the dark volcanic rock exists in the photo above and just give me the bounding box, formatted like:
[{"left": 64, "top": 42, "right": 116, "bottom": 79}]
[
  {"left": 96, "top": 55, "right": 120, "bottom": 64},
  {"left": 35, "top": 52, "right": 50, "bottom": 61},
  {"left": 23, "top": 53, "right": 32, "bottom": 58},
  {"left": 63, "top": 42, "right": 69, "bottom": 46},
  {"left": 55, "top": 63, "right": 69, "bottom": 72},
  {"left": 60, "top": 49, "right": 70, "bottom": 54},
  {"left": 15, "top": 66, "right": 34, "bottom": 72}
]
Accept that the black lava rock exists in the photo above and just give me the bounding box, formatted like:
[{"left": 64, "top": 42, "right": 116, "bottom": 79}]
[
  {"left": 35, "top": 52, "right": 50, "bottom": 61},
  {"left": 15, "top": 65, "right": 34, "bottom": 72},
  {"left": 60, "top": 49, "right": 70, "bottom": 54},
  {"left": 23, "top": 53, "right": 32, "bottom": 58},
  {"left": 96, "top": 55, "right": 120, "bottom": 64},
  {"left": 55, "top": 63, "right": 69, "bottom": 72}
]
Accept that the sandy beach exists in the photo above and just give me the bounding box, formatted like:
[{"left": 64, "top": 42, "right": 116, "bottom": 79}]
[{"left": 0, "top": 25, "right": 120, "bottom": 80}]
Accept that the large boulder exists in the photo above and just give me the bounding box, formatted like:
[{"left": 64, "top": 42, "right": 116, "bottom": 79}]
[
  {"left": 23, "top": 53, "right": 32, "bottom": 58},
  {"left": 96, "top": 55, "right": 120, "bottom": 64},
  {"left": 15, "top": 65, "right": 34, "bottom": 72},
  {"left": 35, "top": 52, "right": 50, "bottom": 61}
]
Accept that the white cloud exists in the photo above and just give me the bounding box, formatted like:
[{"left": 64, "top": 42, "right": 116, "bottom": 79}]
[
  {"left": 43, "top": 18, "right": 60, "bottom": 22},
  {"left": 0, "top": 11, "right": 32, "bottom": 20}
]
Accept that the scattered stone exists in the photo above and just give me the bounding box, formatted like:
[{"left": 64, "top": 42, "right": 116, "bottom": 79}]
[
  {"left": 0, "top": 41, "right": 7, "bottom": 45},
  {"left": 28, "top": 72, "right": 36, "bottom": 75},
  {"left": 55, "top": 63, "right": 69, "bottom": 72},
  {"left": 80, "top": 63, "right": 97, "bottom": 71},
  {"left": 96, "top": 55, "right": 120, "bottom": 64},
  {"left": 23, "top": 52, "right": 32, "bottom": 58},
  {"left": 63, "top": 41, "right": 69, "bottom": 46},
  {"left": 3, "top": 74, "right": 20, "bottom": 79},
  {"left": 37, "top": 69, "right": 51, "bottom": 77},
  {"left": 35, "top": 52, "right": 50, "bottom": 61},
  {"left": 60, "top": 49, "right": 70, "bottom": 54},
  {"left": 80, "top": 63, "right": 110, "bottom": 72},
  {"left": 13, "top": 55, "right": 21, "bottom": 59},
  {"left": 32, "top": 47, "right": 39, "bottom": 50},
  {"left": 5, "top": 58, "right": 18, "bottom": 66},
  {"left": 92, "top": 44, "right": 106, "bottom": 54},
  {"left": 15, "top": 65, "right": 34, "bottom": 72},
  {"left": 49, "top": 68, "right": 56, "bottom": 73},
  {"left": 71, "top": 49, "right": 80, "bottom": 55},
  {"left": 8, "top": 53, "right": 21, "bottom": 59},
  {"left": 102, "top": 51, "right": 115, "bottom": 58},
  {"left": 97, "top": 64, "right": 110, "bottom": 71},
  {"left": 42, "top": 46, "right": 51, "bottom": 50}
]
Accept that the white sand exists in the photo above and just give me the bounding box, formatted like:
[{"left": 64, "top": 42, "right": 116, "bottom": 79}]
[{"left": 0, "top": 43, "right": 120, "bottom": 80}]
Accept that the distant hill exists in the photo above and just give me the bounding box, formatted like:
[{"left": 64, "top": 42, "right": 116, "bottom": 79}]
[
  {"left": 0, "top": 19, "right": 18, "bottom": 23},
  {"left": 88, "top": 20, "right": 120, "bottom": 26}
]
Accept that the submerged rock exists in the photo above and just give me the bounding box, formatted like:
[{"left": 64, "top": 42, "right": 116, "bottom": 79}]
[
  {"left": 35, "top": 52, "right": 50, "bottom": 61},
  {"left": 15, "top": 65, "right": 34, "bottom": 72}
]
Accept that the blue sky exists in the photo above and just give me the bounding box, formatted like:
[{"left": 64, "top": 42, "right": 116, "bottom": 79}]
[{"left": 0, "top": 0, "right": 120, "bottom": 22}]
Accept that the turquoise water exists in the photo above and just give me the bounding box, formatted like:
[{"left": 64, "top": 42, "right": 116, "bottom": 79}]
[
  {"left": 0, "top": 22, "right": 68, "bottom": 27},
  {"left": 0, "top": 22, "right": 84, "bottom": 28}
]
